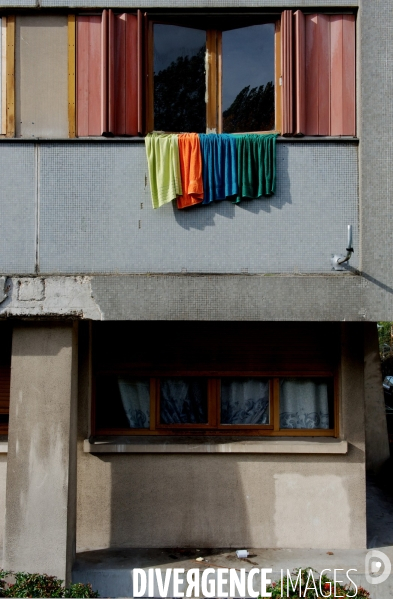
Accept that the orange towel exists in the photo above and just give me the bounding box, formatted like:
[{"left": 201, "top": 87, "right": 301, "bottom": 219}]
[{"left": 177, "top": 133, "right": 204, "bottom": 209}]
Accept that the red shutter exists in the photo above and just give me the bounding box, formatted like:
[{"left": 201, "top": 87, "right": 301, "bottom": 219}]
[
  {"left": 76, "top": 16, "right": 105, "bottom": 137},
  {"left": 294, "top": 10, "right": 306, "bottom": 135},
  {"left": 77, "top": 10, "right": 141, "bottom": 137},
  {"left": 108, "top": 12, "right": 139, "bottom": 136},
  {"left": 137, "top": 10, "right": 143, "bottom": 135},
  {"left": 305, "top": 13, "right": 355, "bottom": 136},
  {"left": 281, "top": 10, "right": 293, "bottom": 135},
  {"left": 76, "top": 14, "right": 107, "bottom": 136}
]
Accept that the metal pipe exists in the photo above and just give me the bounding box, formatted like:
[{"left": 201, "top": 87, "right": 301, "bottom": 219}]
[{"left": 336, "top": 225, "right": 354, "bottom": 265}]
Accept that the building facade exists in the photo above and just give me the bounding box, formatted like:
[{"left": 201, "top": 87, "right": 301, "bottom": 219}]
[{"left": 0, "top": 0, "right": 392, "bottom": 591}]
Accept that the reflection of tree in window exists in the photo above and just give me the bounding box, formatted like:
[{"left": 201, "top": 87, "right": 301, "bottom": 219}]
[
  {"left": 154, "top": 46, "right": 206, "bottom": 133},
  {"left": 223, "top": 82, "right": 275, "bottom": 133}
]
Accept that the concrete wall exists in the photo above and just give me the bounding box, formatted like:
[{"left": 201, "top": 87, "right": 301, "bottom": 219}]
[
  {"left": 15, "top": 16, "right": 68, "bottom": 138},
  {"left": 359, "top": 0, "right": 393, "bottom": 321},
  {"left": 76, "top": 322, "right": 366, "bottom": 551},
  {"left": 4, "top": 323, "right": 78, "bottom": 582}
]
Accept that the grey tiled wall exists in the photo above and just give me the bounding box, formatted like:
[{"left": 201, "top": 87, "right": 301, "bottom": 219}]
[
  {"left": 31, "top": 142, "right": 359, "bottom": 275},
  {"left": 0, "top": 144, "right": 36, "bottom": 274}
]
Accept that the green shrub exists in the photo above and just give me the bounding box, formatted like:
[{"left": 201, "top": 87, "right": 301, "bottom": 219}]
[
  {"left": 0, "top": 570, "right": 98, "bottom": 598},
  {"left": 64, "top": 583, "right": 98, "bottom": 598}
]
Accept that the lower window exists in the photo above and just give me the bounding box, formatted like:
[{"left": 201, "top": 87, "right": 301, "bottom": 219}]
[{"left": 94, "top": 375, "right": 335, "bottom": 436}]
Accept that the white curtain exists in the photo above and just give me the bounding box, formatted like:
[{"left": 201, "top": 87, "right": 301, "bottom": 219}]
[
  {"left": 280, "top": 378, "right": 329, "bottom": 429},
  {"left": 221, "top": 378, "right": 269, "bottom": 424},
  {"left": 118, "top": 377, "right": 150, "bottom": 428}
]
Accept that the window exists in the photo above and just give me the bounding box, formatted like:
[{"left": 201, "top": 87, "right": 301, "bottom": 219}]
[
  {"left": 92, "top": 322, "right": 339, "bottom": 437},
  {"left": 74, "top": 9, "right": 356, "bottom": 138},
  {"left": 148, "top": 16, "right": 278, "bottom": 134},
  {"left": 94, "top": 374, "right": 335, "bottom": 435}
]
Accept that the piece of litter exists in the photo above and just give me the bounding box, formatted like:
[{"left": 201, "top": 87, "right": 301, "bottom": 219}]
[
  {"left": 327, "top": 551, "right": 334, "bottom": 555},
  {"left": 196, "top": 557, "right": 204, "bottom": 562},
  {"left": 236, "top": 549, "right": 249, "bottom": 558}
]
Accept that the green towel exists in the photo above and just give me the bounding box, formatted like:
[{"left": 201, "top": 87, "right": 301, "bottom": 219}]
[
  {"left": 234, "top": 133, "right": 278, "bottom": 203},
  {"left": 145, "top": 133, "right": 182, "bottom": 209}
]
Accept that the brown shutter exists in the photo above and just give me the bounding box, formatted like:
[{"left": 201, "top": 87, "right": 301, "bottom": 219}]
[
  {"left": 0, "top": 325, "right": 12, "bottom": 420},
  {"left": 0, "top": 367, "right": 10, "bottom": 416},
  {"left": 330, "top": 14, "right": 356, "bottom": 136},
  {"left": 281, "top": 10, "right": 293, "bottom": 135},
  {"left": 107, "top": 12, "right": 139, "bottom": 136},
  {"left": 305, "top": 14, "right": 356, "bottom": 136},
  {"left": 101, "top": 9, "right": 108, "bottom": 134},
  {"left": 294, "top": 10, "right": 306, "bottom": 135},
  {"left": 107, "top": 9, "right": 115, "bottom": 133}
]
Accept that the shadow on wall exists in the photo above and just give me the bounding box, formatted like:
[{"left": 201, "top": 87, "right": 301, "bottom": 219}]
[
  {"left": 172, "top": 145, "right": 291, "bottom": 231},
  {"left": 106, "top": 454, "right": 359, "bottom": 550},
  {"left": 107, "top": 454, "right": 258, "bottom": 548}
]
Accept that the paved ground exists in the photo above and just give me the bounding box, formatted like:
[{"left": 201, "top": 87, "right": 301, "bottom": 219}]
[{"left": 73, "top": 474, "right": 393, "bottom": 598}]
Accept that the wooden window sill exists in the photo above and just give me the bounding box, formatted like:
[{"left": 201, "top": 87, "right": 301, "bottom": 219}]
[{"left": 84, "top": 436, "right": 348, "bottom": 454}]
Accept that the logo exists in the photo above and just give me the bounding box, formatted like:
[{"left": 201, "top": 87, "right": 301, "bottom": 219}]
[{"left": 365, "top": 550, "right": 391, "bottom": 585}]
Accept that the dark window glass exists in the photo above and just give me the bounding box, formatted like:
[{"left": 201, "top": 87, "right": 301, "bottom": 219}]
[
  {"left": 154, "top": 24, "right": 206, "bottom": 133},
  {"left": 221, "top": 378, "right": 270, "bottom": 424},
  {"left": 95, "top": 376, "right": 150, "bottom": 430},
  {"left": 160, "top": 377, "right": 208, "bottom": 424},
  {"left": 222, "top": 24, "right": 275, "bottom": 133}
]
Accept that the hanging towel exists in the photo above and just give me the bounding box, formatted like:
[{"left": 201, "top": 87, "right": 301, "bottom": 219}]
[
  {"left": 177, "top": 133, "right": 204, "bottom": 209},
  {"left": 145, "top": 133, "right": 182, "bottom": 209},
  {"left": 198, "top": 134, "right": 238, "bottom": 204},
  {"left": 234, "top": 133, "right": 278, "bottom": 203}
]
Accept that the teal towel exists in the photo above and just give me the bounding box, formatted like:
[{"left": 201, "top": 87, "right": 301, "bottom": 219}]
[
  {"left": 198, "top": 134, "right": 238, "bottom": 203},
  {"left": 234, "top": 133, "right": 278, "bottom": 203}
]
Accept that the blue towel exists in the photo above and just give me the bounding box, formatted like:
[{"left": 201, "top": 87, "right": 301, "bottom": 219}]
[{"left": 198, "top": 134, "right": 238, "bottom": 204}]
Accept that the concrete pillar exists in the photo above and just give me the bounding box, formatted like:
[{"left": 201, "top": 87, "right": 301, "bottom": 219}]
[
  {"left": 364, "top": 322, "right": 390, "bottom": 472},
  {"left": 3, "top": 322, "right": 78, "bottom": 583}
]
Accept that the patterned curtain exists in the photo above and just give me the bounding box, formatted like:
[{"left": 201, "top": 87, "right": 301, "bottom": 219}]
[
  {"left": 221, "top": 378, "right": 270, "bottom": 424},
  {"left": 160, "top": 378, "right": 208, "bottom": 424},
  {"left": 280, "top": 378, "right": 330, "bottom": 429},
  {"left": 118, "top": 377, "right": 150, "bottom": 428}
]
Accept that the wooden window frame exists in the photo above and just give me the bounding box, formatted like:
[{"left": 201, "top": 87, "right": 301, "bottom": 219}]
[
  {"left": 92, "top": 370, "right": 338, "bottom": 438},
  {"left": 0, "top": 15, "right": 15, "bottom": 138},
  {"left": 146, "top": 14, "right": 281, "bottom": 134}
]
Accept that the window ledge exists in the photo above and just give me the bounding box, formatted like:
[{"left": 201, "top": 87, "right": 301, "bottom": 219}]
[
  {"left": 84, "top": 437, "right": 347, "bottom": 455},
  {"left": 0, "top": 136, "right": 359, "bottom": 144},
  {"left": 0, "top": 443, "right": 8, "bottom": 454}
]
